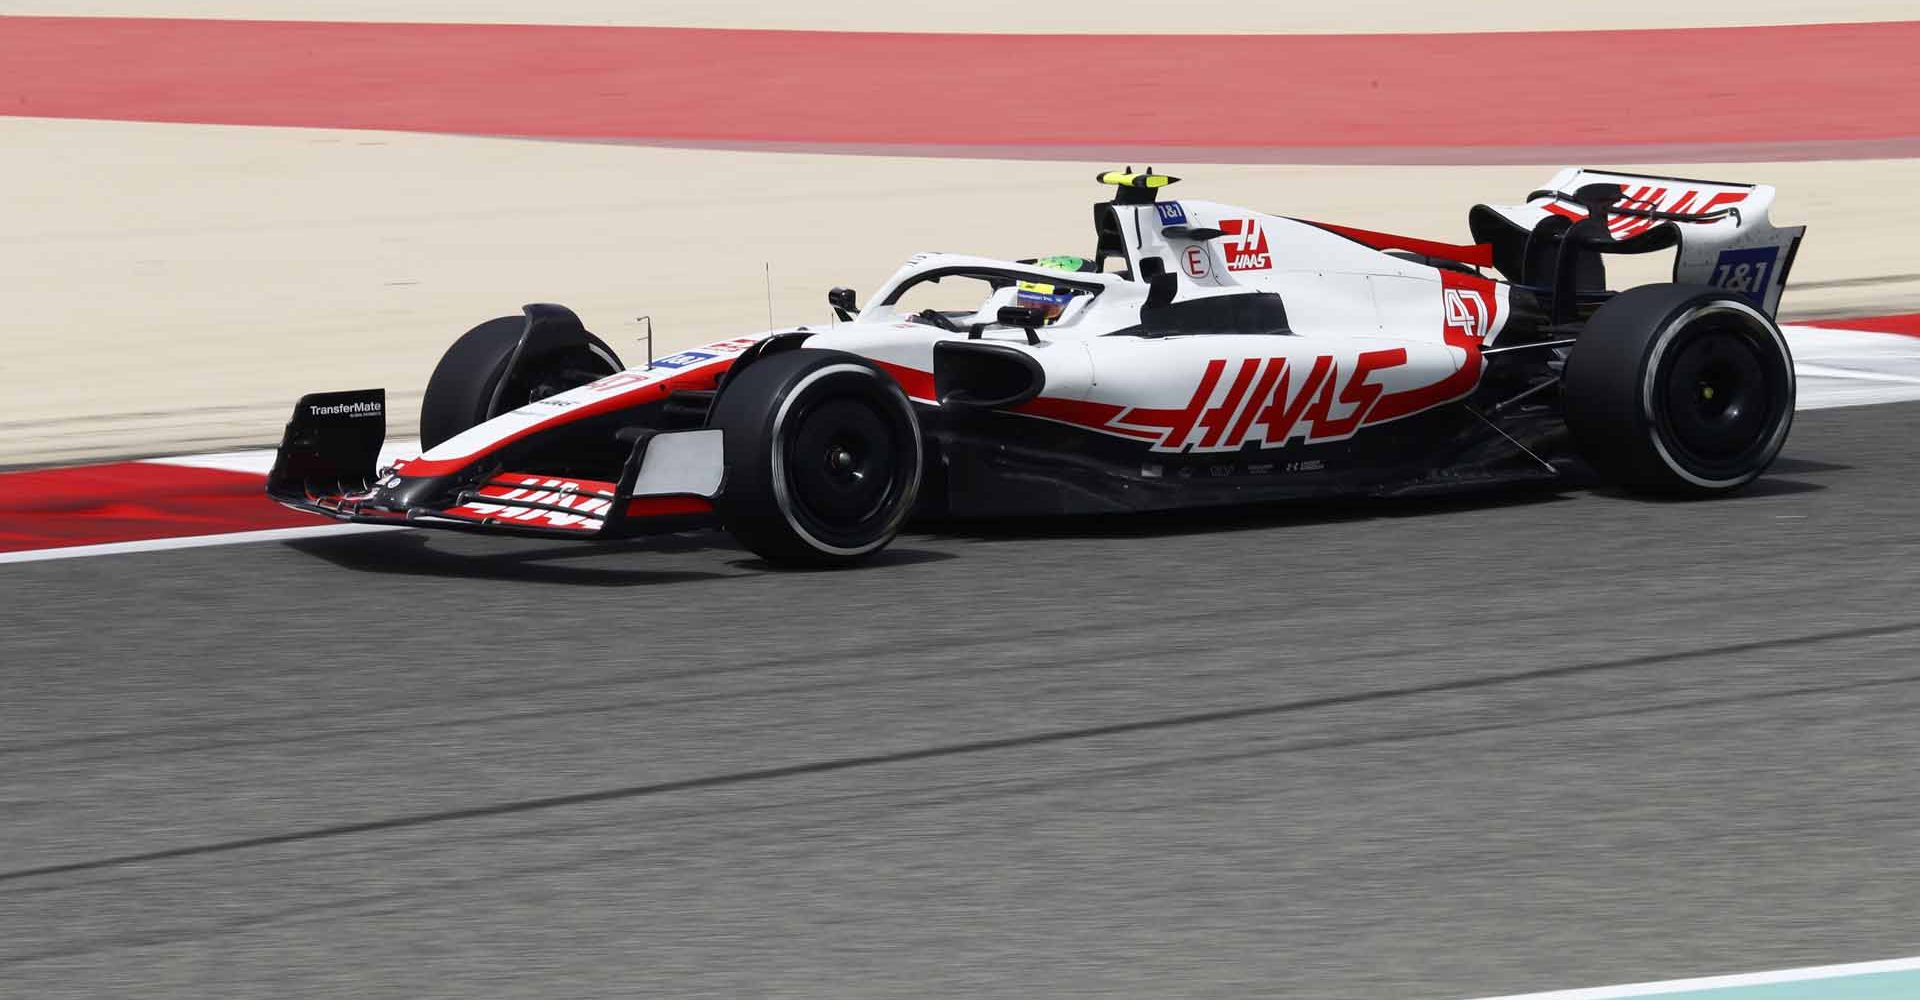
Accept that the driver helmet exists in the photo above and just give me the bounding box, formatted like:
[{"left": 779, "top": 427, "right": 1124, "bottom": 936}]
[
  {"left": 1033, "top": 254, "right": 1094, "bottom": 273},
  {"left": 1016, "top": 256, "right": 1091, "bottom": 324},
  {"left": 1015, "top": 281, "right": 1075, "bottom": 323}
]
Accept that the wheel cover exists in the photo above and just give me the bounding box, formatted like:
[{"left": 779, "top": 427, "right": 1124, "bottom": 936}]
[
  {"left": 784, "top": 397, "right": 898, "bottom": 531},
  {"left": 771, "top": 369, "right": 920, "bottom": 554},
  {"left": 1646, "top": 304, "right": 1793, "bottom": 485}
]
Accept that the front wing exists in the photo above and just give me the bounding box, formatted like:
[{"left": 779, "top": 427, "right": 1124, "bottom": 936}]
[{"left": 266, "top": 388, "right": 725, "bottom": 539}]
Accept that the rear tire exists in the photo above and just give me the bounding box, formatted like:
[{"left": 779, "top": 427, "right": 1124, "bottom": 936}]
[
  {"left": 419, "top": 315, "right": 622, "bottom": 450},
  {"left": 708, "top": 349, "right": 922, "bottom": 567},
  {"left": 1563, "top": 284, "right": 1794, "bottom": 494}
]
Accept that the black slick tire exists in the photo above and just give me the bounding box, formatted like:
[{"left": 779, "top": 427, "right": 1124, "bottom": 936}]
[
  {"left": 419, "top": 316, "right": 621, "bottom": 449},
  {"left": 708, "top": 349, "right": 922, "bottom": 567},
  {"left": 1563, "top": 284, "right": 1795, "bottom": 495}
]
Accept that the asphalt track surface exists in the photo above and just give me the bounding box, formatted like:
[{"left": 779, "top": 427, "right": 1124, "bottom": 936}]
[{"left": 3, "top": 402, "right": 1919, "bottom": 999}]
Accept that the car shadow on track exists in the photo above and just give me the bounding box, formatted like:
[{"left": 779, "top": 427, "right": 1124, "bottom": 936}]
[
  {"left": 919, "top": 456, "right": 1838, "bottom": 544},
  {"left": 1585, "top": 474, "right": 1831, "bottom": 503},
  {"left": 1767, "top": 456, "right": 1852, "bottom": 476},
  {"left": 723, "top": 548, "right": 957, "bottom": 573},
  {"left": 283, "top": 530, "right": 954, "bottom": 584},
  {"left": 918, "top": 480, "right": 1577, "bottom": 543},
  {"left": 281, "top": 531, "right": 730, "bottom": 587}
]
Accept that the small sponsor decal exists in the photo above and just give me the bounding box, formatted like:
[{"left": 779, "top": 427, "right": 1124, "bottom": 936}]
[
  {"left": 1710, "top": 246, "right": 1781, "bottom": 305},
  {"left": 306, "top": 400, "right": 382, "bottom": 418},
  {"left": 1219, "top": 218, "right": 1272, "bottom": 272},
  {"left": 651, "top": 349, "right": 718, "bottom": 370},
  {"left": 1181, "top": 245, "right": 1211, "bottom": 279},
  {"left": 571, "top": 339, "right": 760, "bottom": 396},
  {"left": 1156, "top": 201, "right": 1189, "bottom": 226},
  {"left": 583, "top": 371, "right": 655, "bottom": 393},
  {"left": 702, "top": 337, "right": 766, "bottom": 353}
]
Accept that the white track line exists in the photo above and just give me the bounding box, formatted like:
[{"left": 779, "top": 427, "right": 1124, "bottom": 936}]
[
  {"left": 0, "top": 523, "right": 400, "bottom": 566},
  {"left": 1464, "top": 954, "right": 1920, "bottom": 999},
  {"left": 1784, "top": 325, "right": 1920, "bottom": 409}
]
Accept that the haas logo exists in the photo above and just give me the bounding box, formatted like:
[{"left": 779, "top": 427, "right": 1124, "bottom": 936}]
[
  {"left": 1220, "top": 218, "right": 1273, "bottom": 272},
  {"left": 1444, "top": 287, "right": 1491, "bottom": 340},
  {"left": 458, "top": 478, "right": 612, "bottom": 529},
  {"left": 1112, "top": 352, "right": 1408, "bottom": 453}
]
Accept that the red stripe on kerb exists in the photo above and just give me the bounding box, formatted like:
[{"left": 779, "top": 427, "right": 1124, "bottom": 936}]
[
  {"left": 0, "top": 462, "right": 316, "bottom": 553},
  {"left": 1801, "top": 313, "right": 1920, "bottom": 338},
  {"left": 1, "top": 18, "right": 1915, "bottom": 151}
]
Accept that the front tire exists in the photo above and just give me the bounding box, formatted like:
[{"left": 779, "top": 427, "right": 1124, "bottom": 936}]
[
  {"left": 419, "top": 314, "right": 622, "bottom": 450},
  {"left": 708, "top": 349, "right": 923, "bottom": 567},
  {"left": 1563, "top": 284, "right": 1795, "bottom": 494}
]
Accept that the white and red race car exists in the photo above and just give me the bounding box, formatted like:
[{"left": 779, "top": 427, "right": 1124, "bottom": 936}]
[{"left": 270, "top": 168, "right": 1805, "bottom": 565}]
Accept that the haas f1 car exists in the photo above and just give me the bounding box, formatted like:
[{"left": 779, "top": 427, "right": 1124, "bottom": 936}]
[{"left": 270, "top": 168, "right": 1805, "bottom": 565}]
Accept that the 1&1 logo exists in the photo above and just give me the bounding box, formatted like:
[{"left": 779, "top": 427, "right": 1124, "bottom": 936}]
[{"left": 1710, "top": 246, "right": 1781, "bottom": 306}]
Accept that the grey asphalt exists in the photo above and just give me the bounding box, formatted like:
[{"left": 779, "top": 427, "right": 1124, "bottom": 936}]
[{"left": 2, "top": 402, "right": 1918, "bottom": 1000}]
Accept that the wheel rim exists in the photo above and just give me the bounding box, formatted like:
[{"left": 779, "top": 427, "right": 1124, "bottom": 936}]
[
  {"left": 785, "top": 397, "right": 897, "bottom": 528},
  {"left": 775, "top": 377, "right": 917, "bottom": 552},
  {"left": 1663, "top": 327, "right": 1769, "bottom": 459},
  {"left": 1648, "top": 305, "right": 1792, "bottom": 483}
]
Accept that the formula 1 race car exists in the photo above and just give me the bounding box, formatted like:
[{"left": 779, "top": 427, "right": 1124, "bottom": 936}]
[{"left": 270, "top": 168, "right": 1804, "bottom": 565}]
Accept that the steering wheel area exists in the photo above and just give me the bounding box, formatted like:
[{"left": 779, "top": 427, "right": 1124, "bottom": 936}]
[{"left": 906, "top": 308, "right": 967, "bottom": 333}]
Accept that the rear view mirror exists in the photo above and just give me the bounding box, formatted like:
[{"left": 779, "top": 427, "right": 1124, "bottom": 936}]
[
  {"left": 995, "top": 305, "right": 1046, "bottom": 345},
  {"left": 828, "top": 286, "right": 859, "bottom": 321},
  {"left": 997, "top": 305, "right": 1046, "bottom": 329}
]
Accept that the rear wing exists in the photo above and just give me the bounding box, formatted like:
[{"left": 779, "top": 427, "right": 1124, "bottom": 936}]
[{"left": 1469, "top": 168, "right": 1805, "bottom": 317}]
